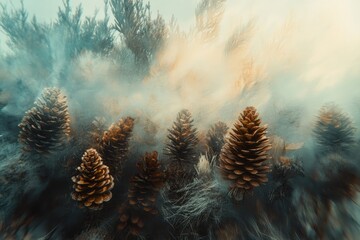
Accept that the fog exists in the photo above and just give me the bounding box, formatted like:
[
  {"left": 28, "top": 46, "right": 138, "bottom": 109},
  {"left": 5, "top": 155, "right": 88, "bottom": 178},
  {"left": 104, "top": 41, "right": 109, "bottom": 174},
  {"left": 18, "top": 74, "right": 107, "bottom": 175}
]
[{"left": 0, "top": 0, "right": 359, "bottom": 239}]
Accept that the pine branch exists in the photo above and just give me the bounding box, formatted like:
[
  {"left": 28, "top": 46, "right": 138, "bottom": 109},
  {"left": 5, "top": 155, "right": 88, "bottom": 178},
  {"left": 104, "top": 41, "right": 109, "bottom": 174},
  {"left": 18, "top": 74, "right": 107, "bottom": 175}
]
[
  {"left": 110, "top": 0, "right": 166, "bottom": 66},
  {"left": 195, "top": 0, "right": 226, "bottom": 41}
]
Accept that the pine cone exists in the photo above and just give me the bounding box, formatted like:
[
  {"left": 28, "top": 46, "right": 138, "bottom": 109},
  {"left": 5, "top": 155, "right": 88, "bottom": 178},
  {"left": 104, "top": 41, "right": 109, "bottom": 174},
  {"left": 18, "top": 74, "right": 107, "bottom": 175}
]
[
  {"left": 18, "top": 87, "right": 70, "bottom": 154},
  {"left": 220, "top": 106, "right": 271, "bottom": 199},
  {"left": 128, "top": 151, "right": 164, "bottom": 213},
  {"left": 165, "top": 109, "right": 199, "bottom": 164},
  {"left": 71, "top": 148, "right": 114, "bottom": 210},
  {"left": 118, "top": 151, "right": 165, "bottom": 236},
  {"left": 206, "top": 121, "right": 228, "bottom": 160},
  {"left": 164, "top": 109, "right": 199, "bottom": 202},
  {"left": 313, "top": 104, "right": 355, "bottom": 154},
  {"left": 99, "top": 117, "right": 134, "bottom": 178},
  {"left": 118, "top": 206, "right": 144, "bottom": 236}
]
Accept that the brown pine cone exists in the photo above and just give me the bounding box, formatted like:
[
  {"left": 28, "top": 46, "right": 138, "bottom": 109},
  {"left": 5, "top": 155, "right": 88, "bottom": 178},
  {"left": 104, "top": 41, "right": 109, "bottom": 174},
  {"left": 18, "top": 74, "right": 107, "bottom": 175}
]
[
  {"left": 99, "top": 117, "right": 134, "bottom": 178},
  {"left": 117, "top": 151, "right": 165, "bottom": 236},
  {"left": 165, "top": 109, "right": 199, "bottom": 164},
  {"left": 71, "top": 148, "right": 114, "bottom": 210},
  {"left": 164, "top": 109, "right": 199, "bottom": 202},
  {"left": 117, "top": 205, "right": 144, "bottom": 236},
  {"left": 128, "top": 151, "right": 164, "bottom": 214},
  {"left": 220, "top": 106, "right": 271, "bottom": 199},
  {"left": 18, "top": 87, "right": 70, "bottom": 154}
]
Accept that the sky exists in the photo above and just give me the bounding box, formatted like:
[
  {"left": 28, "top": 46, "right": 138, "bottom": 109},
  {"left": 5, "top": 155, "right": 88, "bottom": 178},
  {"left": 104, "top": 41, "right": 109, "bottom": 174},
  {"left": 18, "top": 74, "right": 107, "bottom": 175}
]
[
  {"left": 0, "top": 0, "right": 199, "bottom": 51},
  {"left": 0, "top": 0, "right": 198, "bottom": 22},
  {"left": 2, "top": 0, "right": 359, "bottom": 49}
]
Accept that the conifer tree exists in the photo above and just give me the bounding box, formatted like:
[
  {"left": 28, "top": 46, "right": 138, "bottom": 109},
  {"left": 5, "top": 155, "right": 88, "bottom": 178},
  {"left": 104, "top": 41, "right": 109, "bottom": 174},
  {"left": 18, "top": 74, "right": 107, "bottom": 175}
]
[
  {"left": 18, "top": 87, "right": 70, "bottom": 154},
  {"left": 220, "top": 106, "right": 271, "bottom": 199},
  {"left": 110, "top": 0, "right": 167, "bottom": 66}
]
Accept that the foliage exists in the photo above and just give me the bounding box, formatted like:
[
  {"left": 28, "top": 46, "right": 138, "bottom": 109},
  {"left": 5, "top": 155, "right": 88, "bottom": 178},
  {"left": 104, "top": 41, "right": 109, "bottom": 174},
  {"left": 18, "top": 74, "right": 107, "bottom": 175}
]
[
  {"left": 110, "top": 0, "right": 167, "bottom": 67},
  {"left": 195, "top": 0, "right": 226, "bottom": 41}
]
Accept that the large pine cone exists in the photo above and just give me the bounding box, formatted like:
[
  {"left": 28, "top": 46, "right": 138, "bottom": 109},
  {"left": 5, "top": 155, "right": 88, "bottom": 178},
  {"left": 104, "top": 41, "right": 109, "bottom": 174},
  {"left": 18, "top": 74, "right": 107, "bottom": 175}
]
[
  {"left": 220, "top": 106, "right": 271, "bottom": 199},
  {"left": 99, "top": 117, "right": 134, "bottom": 178},
  {"left": 18, "top": 87, "right": 70, "bottom": 154},
  {"left": 71, "top": 148, "right": 114, "bottom": 210},
  {"left": 118, "top": 151, "right": 164, "bottom": 236}
]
